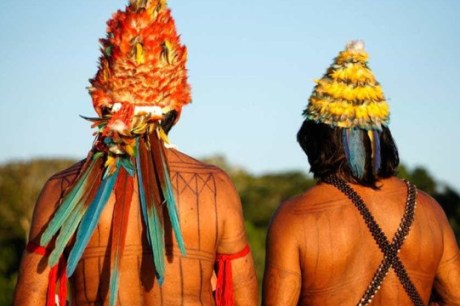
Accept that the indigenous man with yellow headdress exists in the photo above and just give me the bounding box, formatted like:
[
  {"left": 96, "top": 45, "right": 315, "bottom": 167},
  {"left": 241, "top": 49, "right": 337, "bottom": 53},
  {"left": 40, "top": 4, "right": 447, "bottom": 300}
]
[
  {"left": 14, "top": 1, "right": 258, "bottom": 305},
  {"left": 262, "top": 41, "right": 460, "bottom": 305}
]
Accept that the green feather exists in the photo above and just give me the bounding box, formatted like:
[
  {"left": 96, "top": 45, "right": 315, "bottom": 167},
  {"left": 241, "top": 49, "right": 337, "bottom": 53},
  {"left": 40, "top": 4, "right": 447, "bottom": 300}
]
[{"left": 40, "top": 158, "right": 98, "bottom": 246}]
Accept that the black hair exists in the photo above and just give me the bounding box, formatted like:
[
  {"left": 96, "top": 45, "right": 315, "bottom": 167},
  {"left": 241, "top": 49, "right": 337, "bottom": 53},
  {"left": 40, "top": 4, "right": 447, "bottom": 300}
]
[
  {"left": 161, "top": 110, "right": 178, "bottom": 134},
  {"left": 99, "top": 108, "right": 178, "bottom": 134},
  {"left": 297, "top": 120, "right": 399, "bottom": 188}
]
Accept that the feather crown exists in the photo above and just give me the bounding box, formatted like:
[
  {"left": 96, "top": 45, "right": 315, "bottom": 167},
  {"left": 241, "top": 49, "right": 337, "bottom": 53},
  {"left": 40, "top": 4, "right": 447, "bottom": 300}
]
[
  {"left": 89, "top": 0, "right": 191, "bottom": 128},
  {"left": 303, "top": 40, "right": 390, "bottom": 131}
]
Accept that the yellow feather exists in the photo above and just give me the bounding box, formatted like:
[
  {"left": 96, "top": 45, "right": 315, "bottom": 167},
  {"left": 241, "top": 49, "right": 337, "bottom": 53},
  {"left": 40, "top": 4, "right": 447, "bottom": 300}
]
[
  {"left": 157, "top": 127, "right": 171, "bottom": 145},
  {"left": 136, "top": 43, "right": 145, "bottom": 65}
]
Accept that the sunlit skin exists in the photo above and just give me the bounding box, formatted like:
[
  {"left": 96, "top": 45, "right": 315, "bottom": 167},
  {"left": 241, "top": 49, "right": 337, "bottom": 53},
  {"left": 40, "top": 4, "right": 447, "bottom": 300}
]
[
  {"left": 263, "top": 177, "right": 460, "bottom": 306},
  {"left": 14, "top": 149, "right": 258, "bottom": 305}
]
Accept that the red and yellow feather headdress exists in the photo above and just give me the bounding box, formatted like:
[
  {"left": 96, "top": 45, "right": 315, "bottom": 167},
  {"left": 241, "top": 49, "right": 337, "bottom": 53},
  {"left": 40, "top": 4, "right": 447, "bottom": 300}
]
[{"left": 90, "top": 0, "right": 190, "bottom": 117}]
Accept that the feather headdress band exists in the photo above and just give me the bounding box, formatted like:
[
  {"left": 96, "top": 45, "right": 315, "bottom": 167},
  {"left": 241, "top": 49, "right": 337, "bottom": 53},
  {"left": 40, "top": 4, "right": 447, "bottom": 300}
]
[
  {"left": 303, "top": 40, "right": 390, "bottom": 179},
  {"left": 40, "top": 1, "right": 190, "bottom": 305}
]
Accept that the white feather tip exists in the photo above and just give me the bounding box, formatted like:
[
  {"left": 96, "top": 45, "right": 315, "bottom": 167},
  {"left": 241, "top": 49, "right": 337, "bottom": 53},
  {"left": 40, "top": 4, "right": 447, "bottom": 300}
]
[{"left": 346, "top": 40, "right": 365, "bottom": 52}]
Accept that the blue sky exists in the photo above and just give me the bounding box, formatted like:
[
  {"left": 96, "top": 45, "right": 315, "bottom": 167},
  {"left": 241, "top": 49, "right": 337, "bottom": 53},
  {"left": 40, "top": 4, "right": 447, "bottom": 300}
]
[{"left": 1, "top": 0, "right": 459, "bottom": 192}]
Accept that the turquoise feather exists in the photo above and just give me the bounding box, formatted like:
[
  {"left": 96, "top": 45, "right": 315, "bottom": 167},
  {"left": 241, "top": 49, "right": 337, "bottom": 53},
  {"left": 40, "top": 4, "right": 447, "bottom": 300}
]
[
  {"left": 120, "top": 158, "right": 135, "bottom": 177},
  {"left": 136, "top": 138, "right": 166, "bottom": 283},
  {"left": 159, "top": 149, "right": 186, "bottom": 254},
  {"left": 347, "top": 128, "right": 366, "bottom": 179},
  {"left": 135, "top": 141, "right": 150, "bottom": 243},
  {"left": 342, "top": 129, "right": 350, "bottom": 162},
  {"left": 109, "top": 265, "right": 120, "bottom": 306},
  {"left": 40, "top": 158, "right": 98, "bottom": 246},
  {"left": 146, "top": 204, "right": 166, "bottom": 284},
  {"left": 373, "top": 130, "right": 382, "bottom": 174},
  {"left": 67, "top": 167, "right": 119, "bottom": 276},
  {"left": 48, "top": 204, "right": 86, "bottom": 266}
]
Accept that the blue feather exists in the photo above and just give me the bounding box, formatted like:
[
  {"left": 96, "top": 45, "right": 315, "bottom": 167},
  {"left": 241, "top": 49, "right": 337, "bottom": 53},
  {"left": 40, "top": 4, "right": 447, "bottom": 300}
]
[
  {"left": 120, "top": 158, "right": 135, "bottom": 177},
  {"left": 48, "top": 205, "right": 86, "bottom": 267},
  {"left": 135, "top": 140, "right": 150, "bottom": 244},
  {"left": 40, "top": 158, "right": 97, "bottom": 246},
  {"left": 348, "top": 128, "right": 366, "bottom": 179},
  {"left": 146, "top": 205, "right": 165, "bottom": 284},
  {"left": 342, "top": 129, "right": 350, "bottom": 162},
  {"left": 373, "top": 130, "right": 381, "bottom": 174},
  {"left": 136, "top": 138, "right": 166, "bottom": 283},
  {"left": 66, "top": 167, "right": 119, "bottom": 276},
  {"left": 160, "top": 156, "right": 186, "bottom": 255},
  {"left": 109, "top": 264, "right": 120, "bottom": 306}
]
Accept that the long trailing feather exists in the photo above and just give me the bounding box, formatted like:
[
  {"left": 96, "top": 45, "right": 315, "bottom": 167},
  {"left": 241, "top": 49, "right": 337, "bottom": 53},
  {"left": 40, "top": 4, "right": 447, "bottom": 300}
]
[
  {"left": 138, "top": 136, "right": 166, "bottom": 283},
  {"left": 48, "top": 205, "right": 86, "bottom": 267},
  {"left": 109, "top": 166, "right": 134, "bottom": 306},
  {"left": 135, "top": 138, "right": 150, "bottom": 243},
  {"left": 145, "top": 138, "right": 166, "bottom": 282},
  {"left": 373, "top": 130, "right": 381, "bottom": 174},
  {"left": 47, "top": 159, "right": 104, "bottom": 266},
  {"left": 348, "top": 128, "right": 366, "bottom": 179},
  {"left": 40, "top": 156, "right": 103, "bottom": 246},
  {"left": 151, "top": 130, "right": 186, "bottom": 254},
  {"left": 367, "top": 130, "right": 382, "bottom": 176},
  {"left": 342, "top": 129, "right": 350, "bottom": 162},
  {"left": 67, "top": 166, "right": 119, "bottom": 276}
]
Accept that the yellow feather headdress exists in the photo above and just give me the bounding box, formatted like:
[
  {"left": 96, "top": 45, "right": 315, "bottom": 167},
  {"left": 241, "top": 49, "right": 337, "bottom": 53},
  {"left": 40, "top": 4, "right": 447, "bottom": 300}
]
[{"left": 304, "top": 40, "right": 389, "bottom": 131}]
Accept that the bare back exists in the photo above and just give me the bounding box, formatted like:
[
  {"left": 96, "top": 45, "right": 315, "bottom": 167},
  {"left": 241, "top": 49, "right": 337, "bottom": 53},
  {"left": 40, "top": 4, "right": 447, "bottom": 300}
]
[
  {"left": 14, "top": 149, "right": 258, "bottom": 306},
  {"left": 263, "top": 177, "right": 460, "bottom": 305}
]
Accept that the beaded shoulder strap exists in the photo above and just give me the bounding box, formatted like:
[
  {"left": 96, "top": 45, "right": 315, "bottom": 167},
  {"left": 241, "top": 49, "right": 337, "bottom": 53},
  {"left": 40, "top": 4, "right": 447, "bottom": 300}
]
[{"left": 323, "top": 176, "right": 424, "bottom": 306}]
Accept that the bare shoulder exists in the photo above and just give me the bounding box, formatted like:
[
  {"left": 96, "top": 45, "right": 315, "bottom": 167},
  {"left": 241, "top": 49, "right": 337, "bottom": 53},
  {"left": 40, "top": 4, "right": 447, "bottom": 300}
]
[
  {"left": 38, "top": 159, "right": 86, "bottom": 205},
  {"left": 167, "top": 149, "right": 223, "bottom": 174},
  {"left": 411, "top": 187, "right": 455, "bottom": 238},
  {"left": 50, "top": 159, "right": 85, "bottom": 179},
  {"left": 269, "top": 185, "right": 318, "bottom": 236},
  {"left": 48, "top": 159, "right": 85, "bottom": 189},
  {"left": 29, "top": 160, "right": 85, "bottom": 241},
  {"left": 422, "top": 189, "right": 460, "bottom": 303},
  {"left": 416, "top": 189, "right": 460, "bottom": 253},
  {"left": 276, "top": 182, "right": 342, "bottom": 215},
  {"left": 269, "top": 181, "right": 353, "bottom": 245},
  {"left": 41, "top": 159, "right": 86, "bottom": 202},
  {"left": 167, "top": 149, "right": 237, "bottom": 195},
  {"left": 416, "top": 189, "right": 447, "bottom": 217}
]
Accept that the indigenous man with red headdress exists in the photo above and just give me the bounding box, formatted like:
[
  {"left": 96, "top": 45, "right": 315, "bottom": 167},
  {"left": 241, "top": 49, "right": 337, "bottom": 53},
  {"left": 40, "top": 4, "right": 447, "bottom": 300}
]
[
  {"left": 263, "top": 41, "right": 460, "bottom": 305},
  {"left": 14, "top": 1, "right": 258, "bottom": 305}
]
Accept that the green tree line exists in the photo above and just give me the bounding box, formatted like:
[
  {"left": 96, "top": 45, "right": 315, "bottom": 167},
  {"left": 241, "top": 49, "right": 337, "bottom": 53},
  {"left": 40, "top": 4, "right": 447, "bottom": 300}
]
[{"left": 1, "top": 157, "right": 459, "bottom": 304}]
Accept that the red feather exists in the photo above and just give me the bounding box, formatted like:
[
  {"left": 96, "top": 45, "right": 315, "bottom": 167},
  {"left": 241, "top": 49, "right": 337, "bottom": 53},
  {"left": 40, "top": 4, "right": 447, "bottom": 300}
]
[
  {"left": 139, "top": 136, "right": 163, "bottom": 213},
  {"left": 149, "top": 131, "right": 167, "bottom": 194},
  {"left": 109, "top": 166, "right": 134, "bottom": 306},
  {"left": 111, "top": 167, "right": 134, "bottom": 260},
  {"left": 138, "top": 135, "right": 166, "bottom": 278}
]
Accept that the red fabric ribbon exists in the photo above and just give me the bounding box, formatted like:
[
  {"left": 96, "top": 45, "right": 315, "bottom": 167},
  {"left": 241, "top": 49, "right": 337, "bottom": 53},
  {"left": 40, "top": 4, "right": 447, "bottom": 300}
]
[
  {"left": 27, "top": 242, "right": 68, "bottom": 306},
  {"left": 215, "top": 245, "right": 250, "bottom": 306}
]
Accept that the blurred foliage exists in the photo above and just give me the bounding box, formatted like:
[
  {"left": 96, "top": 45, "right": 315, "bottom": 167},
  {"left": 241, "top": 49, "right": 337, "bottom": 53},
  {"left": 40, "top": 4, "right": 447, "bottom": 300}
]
[
  {"left": 398, "top": 164, "right": 460, "bottom": 237},
  {"left": 1, "top": 157, "right": 459, "bottom": 302},
  {"left": 0, "top": 159, "right": 76, "bottom": 305}
]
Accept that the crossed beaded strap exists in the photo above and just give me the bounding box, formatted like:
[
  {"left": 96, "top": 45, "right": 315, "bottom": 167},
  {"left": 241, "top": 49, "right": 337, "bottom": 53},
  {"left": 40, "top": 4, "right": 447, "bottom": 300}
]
[{"left": 323, "top": 176, "right": 424, "bottom": 306}]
